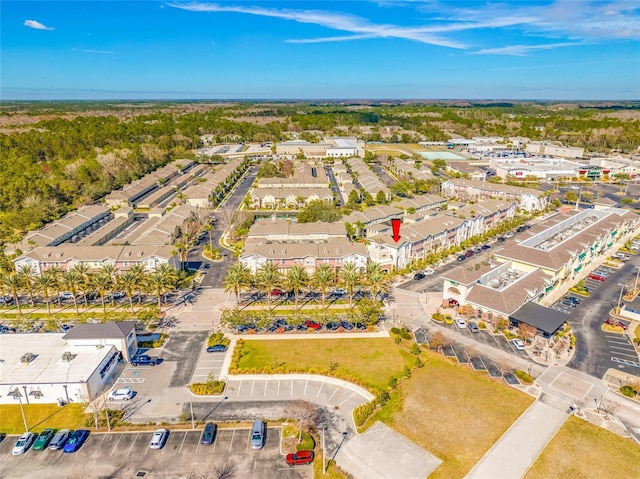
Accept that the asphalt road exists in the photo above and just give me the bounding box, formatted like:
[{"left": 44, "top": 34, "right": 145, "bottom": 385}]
[
  {"left": 567, "top": 253, "right": 640, "bottom": 378},
  {"left": 186, "top": 166, "right": 259, "bottom": 289},
  {"left": 325, "top": 165, "right": 344, "bottom": 206},
  {"left": 1, "top": 426, "right": 310, "bottom": 479}
]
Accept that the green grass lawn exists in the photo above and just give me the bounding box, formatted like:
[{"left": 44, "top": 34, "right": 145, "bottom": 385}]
[
  {"left": 525, "top": 415, "right": 640, "bottom": 479},
  {"left": 370, "top": 350, "right": 534, "bottom": 479},
  {"left": 232, "top": 338, "right": 415, "bottom": 392},
  {"left": 0, "top": 403, "right": 86, "bottom": 435}
]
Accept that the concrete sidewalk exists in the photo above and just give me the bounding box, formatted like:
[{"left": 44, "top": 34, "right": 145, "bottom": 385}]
[{"left": 466, "top": 401, "right": 568, "bottom": 479}]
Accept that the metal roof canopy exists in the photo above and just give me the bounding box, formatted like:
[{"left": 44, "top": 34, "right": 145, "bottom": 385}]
[{"left": 510, "top": 302, "right": 568, "bottom": 336}]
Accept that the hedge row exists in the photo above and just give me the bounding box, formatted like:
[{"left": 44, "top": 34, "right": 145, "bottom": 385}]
[
  {"left": 137, "top": 333, "right": 168, "bottom": 349},
  {"left": 207, "top": 332, "right": 230, "bottom": 348},
  {"left": 190, "top": 381, "right": 226, "bottom": 395}
]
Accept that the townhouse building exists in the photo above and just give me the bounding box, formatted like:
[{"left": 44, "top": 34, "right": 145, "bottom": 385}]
[{"left": 441, "top": 179, "right": 548, "bottom": 213}]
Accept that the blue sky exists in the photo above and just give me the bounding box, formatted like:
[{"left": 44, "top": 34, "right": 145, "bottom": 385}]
[{"left": 2, "top": 1, "right": 639, "bottom": 100}]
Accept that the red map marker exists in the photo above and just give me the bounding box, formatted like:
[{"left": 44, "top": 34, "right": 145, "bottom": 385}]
[{"left": 391, "top": 218, "right": 401, "bottom": 243}]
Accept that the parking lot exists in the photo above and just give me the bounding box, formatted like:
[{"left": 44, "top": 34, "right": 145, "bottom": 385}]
[
  {"left": 414, "top": 328, "right": 522, "bottom": 385},
  {"left": 1, "top": 426, "right": 311, "bottom": 479}
]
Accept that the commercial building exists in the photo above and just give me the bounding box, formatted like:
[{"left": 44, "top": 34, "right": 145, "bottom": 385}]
[
  {"left": 0, "top": 331, "right": 127, "bottom": 405},
  {"left": 525, "top": 142, "right": 584, "bottom": 159},
  {"left": 490, "top": 157, "right": 585, "bottom": 180},
  {"left": 276, "top": 137, "right": 363, "bottom": 158}
]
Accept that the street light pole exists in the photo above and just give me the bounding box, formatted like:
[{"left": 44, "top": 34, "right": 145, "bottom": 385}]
[
  {"left": 188, "top": 387, "right": 195, "bottom": 430},
  {"left": 16, "top": 389, "right": 29, "bottom": 432},
  {"left": 616, "top": 284, "right": 625, "bottom": 314}
]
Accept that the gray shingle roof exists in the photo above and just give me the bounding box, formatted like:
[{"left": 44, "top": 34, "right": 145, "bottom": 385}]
[{"left": 63, "top": 321, "right": 136, "bottom": 340}]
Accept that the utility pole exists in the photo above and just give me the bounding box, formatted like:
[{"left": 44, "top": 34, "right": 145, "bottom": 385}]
[{"left": 16, "top": 389, "right": 29, "bottom": 432}]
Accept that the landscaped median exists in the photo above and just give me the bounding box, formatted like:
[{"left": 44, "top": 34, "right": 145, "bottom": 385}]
[{"left": 0, "top": 403, "right": 87, "bottom": 435}]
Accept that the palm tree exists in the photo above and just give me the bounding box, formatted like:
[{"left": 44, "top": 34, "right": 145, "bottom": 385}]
[
  {"left": 47, "top": 265, "right": 65, "bottom": 307},
  {"left": 224, "top": 262, "right": 252, "bottom": 307},
  {"left": 99, "top": 264, "right": 118, "bottom": 306},
  {"left": 70, "top": 263, "right": 91, "bottom": 306},
  {"left": 91, "top": 273, "right": 112, "bottom": 314},
  {"left": 117, "top": 270, "right": 139, "bottom": 313},
  {"left": 365, "top": 262, "right": 387, "bottom": 300},
  {"left": 3, "top": 273, "right": 23, "bottom": 316},
  {"left": 204, "top": 224, "right": 214, "bottom": 252},
  {"left": 62, "top": 270, "right": 83, "bottom": 314},
  {"left": 340, "top": 262, "right": 361, "bottom": 308},
  {"left": 285, "top": 265, "right": 309, "bottom": 310},
  {"left": 172, "top": 242, "right": 188, "bottom": 271},
  {"left": 312, "top": 264, "right": 335, "bottom": 308},
  {"left": 17, "top": 264, "right": 38, "bottom": 307},
  {"left": 35, "top": 271, "right": 57, "bottom": 316},
  {"left": 129, "top": 264, "right": 147, "bottom": 304},
  {"left": 257, "top": 261, "right": 281, "bottom": 310},
  {"left": 147, "top": 270, "right": 172, "bottom": 309}
]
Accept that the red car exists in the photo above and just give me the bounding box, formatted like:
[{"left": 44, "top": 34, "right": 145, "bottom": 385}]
[
  {"left": 304, "top": 320, "right": 321, "bottom": 330},
  {"left": 286, "top": 450, "right": 314, "bottom": 466},
  {"left": 269, "top": 289, "right": 283, "bottom": 296},
  {"left": 588, "top": 274, "right": 605, "bottom": 282}
]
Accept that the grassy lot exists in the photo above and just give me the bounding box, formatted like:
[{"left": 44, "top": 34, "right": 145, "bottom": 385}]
[
  {"left": 525, "top": 415, "right": 640, "bottom": 479},
  {"left": 369, "top": 350, "right": 534, "bottom": 479},
  {"left": 0, "top": 403, "right": 86, "bottom": 435},
  {"left": 233, "top": 338, "right": 414, "bottom": 392}
]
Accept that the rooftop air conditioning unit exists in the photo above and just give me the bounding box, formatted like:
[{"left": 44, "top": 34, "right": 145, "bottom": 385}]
[
  {"left": 56, "top": 253, "right": 63, "bottom": 258},
  {"left": 61, "top": 352, "right": 74, "bottom": 362},
  {"left": 137, "top": 251, "right": 143, "bottom": 257},
  {"left": 21, "top": 352, "right": 35, "bottom": 364},
  {"left": 125, "top": 252, "right": 131, "bottom": 257}
]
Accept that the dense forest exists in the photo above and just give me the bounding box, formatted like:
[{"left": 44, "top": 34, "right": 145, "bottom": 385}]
[{"left": 1, "top": 101, "right": 639, "bottom": 245}]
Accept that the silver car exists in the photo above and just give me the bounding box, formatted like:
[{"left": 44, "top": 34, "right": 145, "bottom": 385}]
[
  {"left": 149, "top": 428, "right": 169, "bottom": 449},
  {"left": 49, "top": 429, "right": 71, "bottom": 450},
  {"left": 250, "top": 420, "right": 265, "bottom": 449}
]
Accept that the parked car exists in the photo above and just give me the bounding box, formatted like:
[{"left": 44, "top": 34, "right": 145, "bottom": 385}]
[
  {"left": 512, "top": 338, "right": 526, "bottom": 351},
  {"left": 286, "top": 450, "right": 314, "bottom": 466},
  {"left": 414, "top": 273, "right": 426, "bottom": 280},
  {"left": 250, "top": 420, "right": 265, "bottom": 449},
  {"left": 457, "top": 255, "right": 466, "bottom": 261},
  {"left": 32, "top": 428, "right": 55, "bottom": 451},
  {"left": 49, "top": 429, "right": 71, "bottom": 450},
  {"left": 504, "top": 232, "right": 514, "bottom": 239},
  {"left": 423, "top": 269, "right": 435, "bottom": 275},
  {"left": 564, "top": 296, "right": 580, "bottom": 305},
  {"left": 207, "top": 344, "right": 228, "bottom": 353},
  {"left": 325, "top": 322, "right": 339, "bottom": 331},
  {"left": 332, "top": 288, "right": 346, "bottom": 295},
  {"left": 269, "top": 289, "right": 283, "bottom": 296},
  {"left": 63, "top": 429, "right": 90, "bottom": 453},
  {"left": 561, "top": 299, "right": 577, "bottom": 308},
  {"left": 339, "top": 321, "right": 354, "bottom": 331},
  {"left": 149, "top": 429, "right": 169, "bottom": 449},
  {"left": 353, "top": 322, "right": 367, "bottom": 330},
  {"left": 304, "top": 320, "right": 321, "bottom": 330},
  {"left": 12, "top": 432, "right": 36, "bottom": 455},
  {"left": 59, "top": 292, "right": 74, "bottom": 300},
  {"left": 497, "top": 236, "right": 506, "bottom": 242},
  {"left": 111, "top": 291, "right": 125, "bottom": 299},
  {"left": 468, "top": 321, "right": 480, "bottom": 333},
  {"left": 454, "top": 318, "right": 467, "bottom": 329},
  {"left": 605, "top": 318, "right": 628, "bottom": 330},
  {"left": 201, "top": 422, "right": 217, "bottom": 445},
  {"left": 569, "top": 185, "right": 580, "bottom": 190},
  {"left": 130, "top": 354, "right": 161, "bottom": 366},
  {"left": 588, "top": 273, "right": 606, "bottom": 282},
  {"left": 108, "top": 387, "right": 135, "bottom": 401},
  {"left": 60, "top": 323, "right": 72, "bottom": 333},
  {"left": 481, "top": 244, "right": 491, "bottom": 250},
  {"left": 464, "top": 250, "right": 474, "bottom": 257}
]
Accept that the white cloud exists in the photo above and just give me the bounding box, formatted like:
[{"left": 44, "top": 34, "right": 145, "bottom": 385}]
[
  {"left": 23, "top": 19, "right": 54, "bottom": 31},
  {"left": 167, "top": 2, "right": 466, "bottom": 48},
  {"left": 473, "top": 42, "right": 584, "bottom": 56},
  {"left": 72, "top": 48, "right": 117, "bottom": 55}
]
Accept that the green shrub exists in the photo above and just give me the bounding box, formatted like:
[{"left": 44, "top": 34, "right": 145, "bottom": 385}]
[
  {"left": 431, "top": 313, "right": 444, "bottom": 322},
  {"left": 478, "top": 321, "right": 487, "bottom": 329},
  {"left": 409, "top": 343, "right": 421, "bottom": 355},
  {"left": 296, "top": 432, "right": 316, "bottom": 451},
  {"left": 190, "top": 379, "right": 226, "bottom": 395},
  {"left": 619, "top": 385, "right": 637, "bottom": 398},
  {"left": 515, "top": 370, "right": 534, "bottom": 384},
  {"left": 353, "top": 400, "right": 378, "bottom": 427},
  {"left": 207, "top": 332, "right": 230, "bottom": 347},
  {"left": 137, "top": 333, "right": 168, "bottom": 349}
]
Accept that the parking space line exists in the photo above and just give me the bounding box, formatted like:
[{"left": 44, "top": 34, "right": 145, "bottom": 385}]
[
  {"left": 316, "top": 382, "right": 324, "bottom": 398},
  {"left": 264, "top": 381, "right": 268, "bottom": 396},
  {"left": 92, "top": 435, "right": 108, "bottom": 457},
  {"left": 291, "top": 380, "right": 294, "bottom": 397},
  {"left": 211, "top": 435, "right": 217, "bottom": 455},
  {"left": 277, "top": 381, "right": 281, "bottom": 397},
  {"left": 250, "top": 380, "right": 255, "bottom": 397},
  {"left": 340, "top": 392, "right": 355, "bottom": 407},
  {"left": 229, "top": 430, "right": 235, "bottom": 453},
  {"left": 304, "top": 379, "right": 308, "bottom": 396},
  {"left": 236, "top": 380, "right": 243, "bottom": 398},
  {"left": 178, "top": 431, "right": 188, "bottom": 455},
  {"left": 611, "top": 351, "right": 639, "bottom": 359},
  {"left": 328, "top": 387, "right": 339, "bottom": 402},
  {"left": 109, "top": 434, "right": 123, "bottom": 456}
]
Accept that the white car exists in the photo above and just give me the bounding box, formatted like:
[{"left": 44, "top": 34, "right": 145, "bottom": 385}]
[
  {"left": 424, "top": 269, "right": 435, "bottom": 276},
  {"left": 512, "top": 338, "right": 526, "bottom": 351},
  {"left": 12, "top": 432, "right": 36, "bottom": 455},
  {"left": 504, "top": 232, "right": 514, "bottom": 239},
  {"left": 333, "top": 288, "right": 346, "bottom": 296},
  {"left": 59, "top": 292, "right": 74, "bottom": 300},
  {"left": 107, "top": 387, "right": 135, "bottom": 401},
  {"left": 149, "top": 428, "right": 169, "bottom": 449},
  {"left": 569, "top": 185, "right": 580, "bottom": 190},
  {"left": 454, "top": 318, "right": 467, "bottom": 329}
]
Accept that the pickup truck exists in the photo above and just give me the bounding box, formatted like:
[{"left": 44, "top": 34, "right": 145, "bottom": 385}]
[
  {"left": 286, "top": 450, "right": 314, "bottom": 466},
  {"left": 130, "top": 354, "right": 161, "bottom": 366}
]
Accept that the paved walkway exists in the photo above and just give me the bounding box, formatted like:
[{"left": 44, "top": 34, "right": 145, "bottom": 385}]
[{"left": 465, "top": 401, "right": 568, "bottom": 479}]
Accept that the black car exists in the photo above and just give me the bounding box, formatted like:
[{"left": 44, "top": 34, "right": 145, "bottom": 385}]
[
  {"left": 339, "top": 321, "right": 354, "bottom": 331},
  {"left": 201, "top": 422, "right": 217, "bottom": 445},
  {"left": 564, "top": 296, "right": 580, "bottom": 305},
  {"left": 130, "top": 355, "right": 161, "bottom": 366},
  {"left": 353, "top": 322, "right": 367, "bottom": 330},
  {"left": 497, "top": 237, "right": 505, "bottom": 242},
  {"left": 481, "top": 244, "right": 491, "bottom": 250},
  {"left": 457, "top": 255, "right": 466, "bottom": 261},
  {"left": 326, "top": 322, "right": 339, "bottom": 331},
  {"left": 207, "top": 344, "right": 228, "bottom": 353},
  {"left": 414, "top": 273, "right": 426, "bottom": 280}
]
